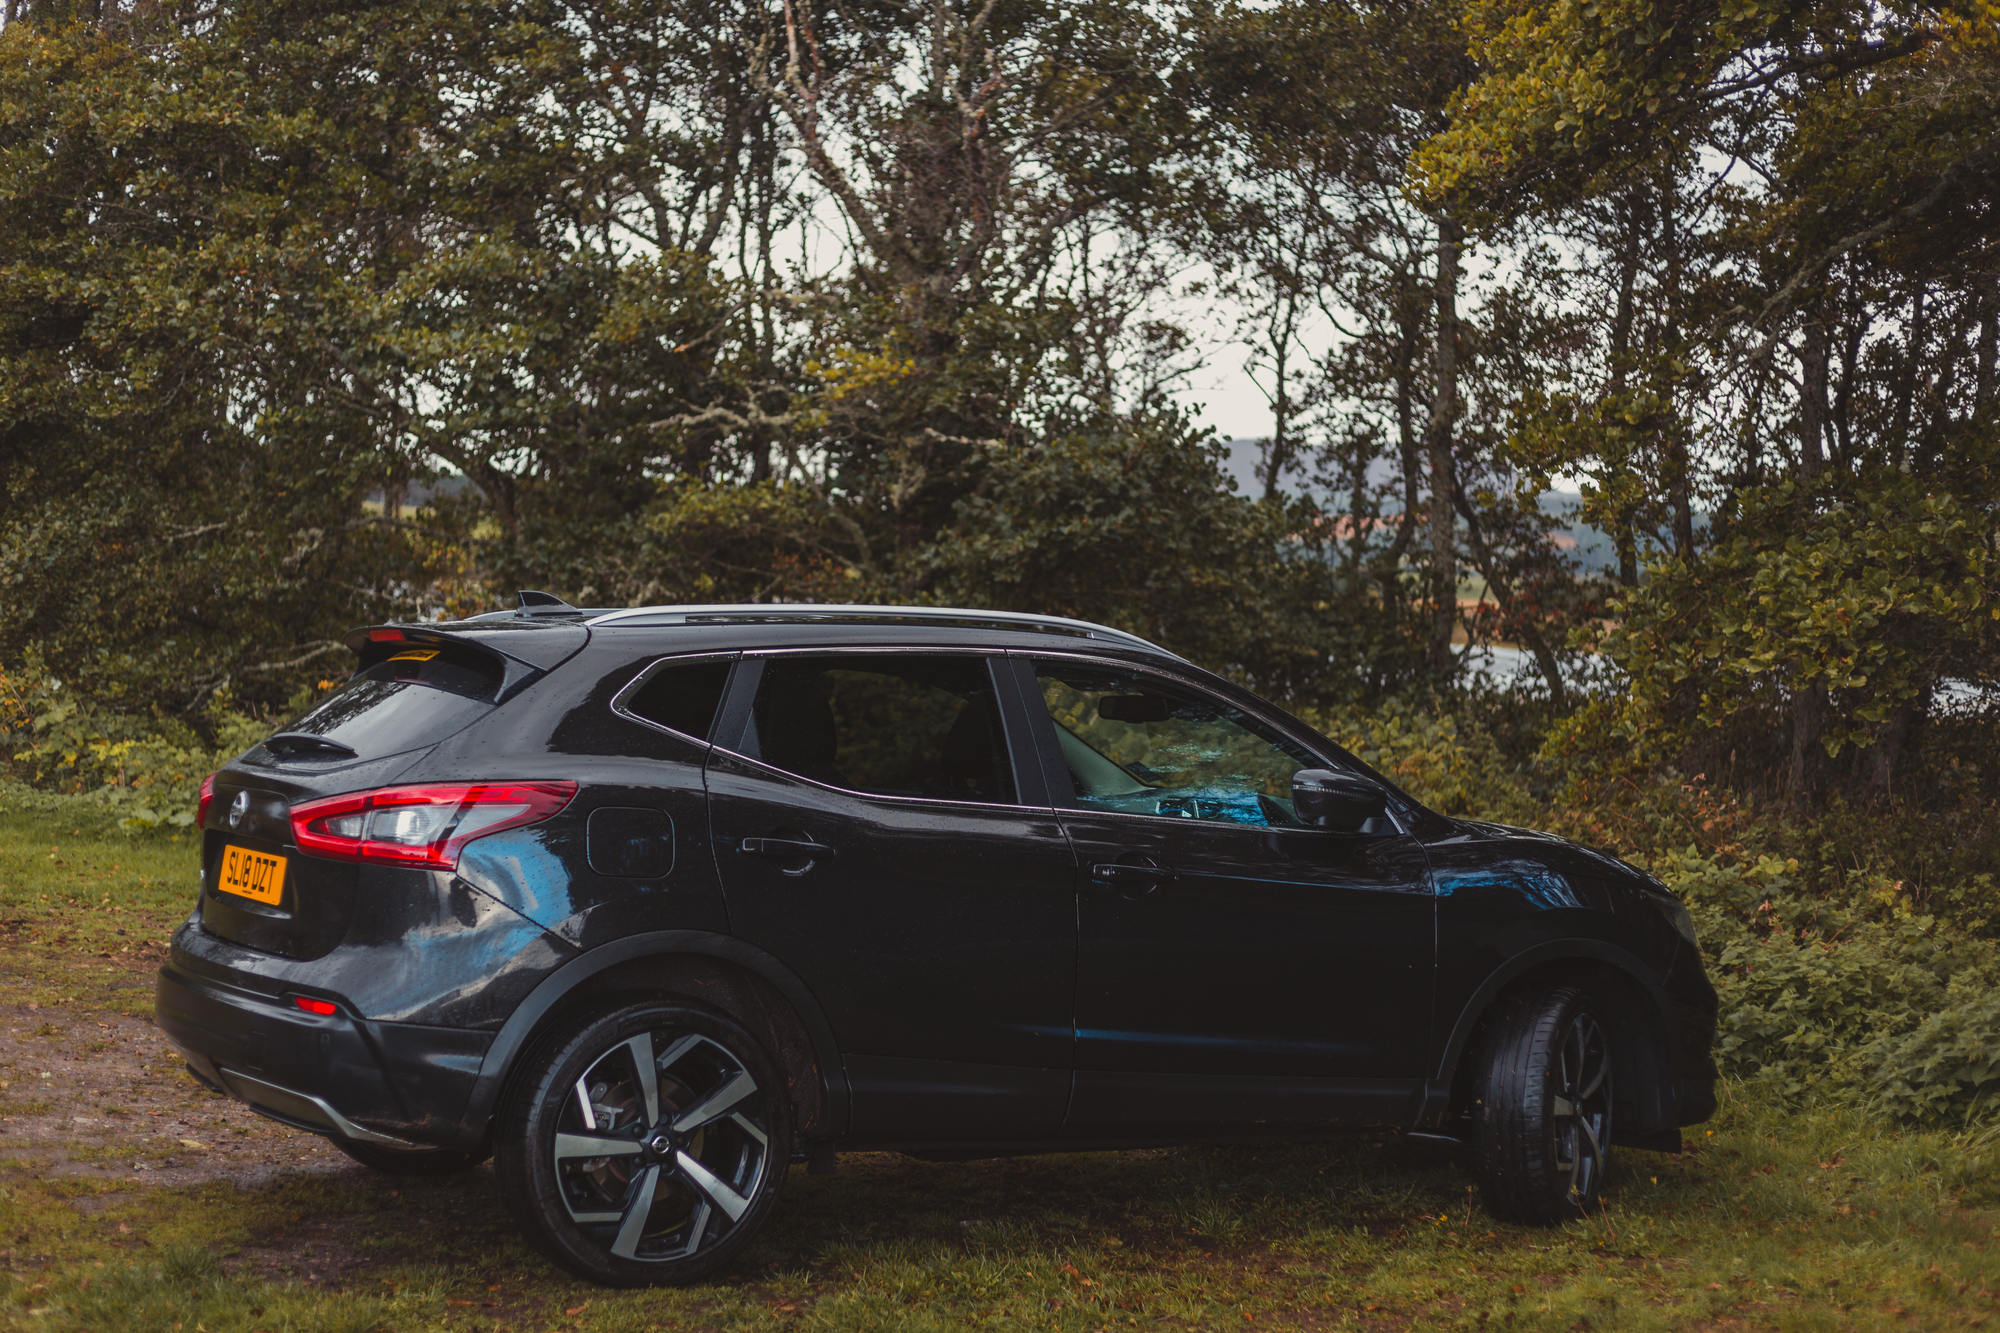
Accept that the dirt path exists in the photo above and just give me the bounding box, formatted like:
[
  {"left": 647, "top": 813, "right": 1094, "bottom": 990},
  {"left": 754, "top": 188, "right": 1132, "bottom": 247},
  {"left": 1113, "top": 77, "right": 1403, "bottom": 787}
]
[{"left": 0, "top": 959, "right": 349, "bottom": 1194}]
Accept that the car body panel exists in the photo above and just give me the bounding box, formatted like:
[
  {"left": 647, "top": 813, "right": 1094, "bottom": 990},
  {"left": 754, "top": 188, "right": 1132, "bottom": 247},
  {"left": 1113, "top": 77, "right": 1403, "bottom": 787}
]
[
  {"left": 1057, "top": 812, "right": 1434, "bottom": 1111},
  {"left": 704, "top": 741, "right": 1078, "bottom": 1140}
]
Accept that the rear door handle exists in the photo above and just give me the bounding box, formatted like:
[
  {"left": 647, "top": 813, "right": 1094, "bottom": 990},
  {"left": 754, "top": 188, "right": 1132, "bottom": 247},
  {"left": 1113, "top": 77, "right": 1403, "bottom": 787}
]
[
  {"left": 1088, "top": 860, "right": 1174, "bottom": 895},
  {"left": 740, "top": 837, "right": 835, "bottom": 860}
]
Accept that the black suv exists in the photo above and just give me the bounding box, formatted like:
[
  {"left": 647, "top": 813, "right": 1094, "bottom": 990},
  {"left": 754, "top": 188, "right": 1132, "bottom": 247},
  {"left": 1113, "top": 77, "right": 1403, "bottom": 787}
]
[{"left": 157, "top": 598, "right": 1717, "bottom": 1285}]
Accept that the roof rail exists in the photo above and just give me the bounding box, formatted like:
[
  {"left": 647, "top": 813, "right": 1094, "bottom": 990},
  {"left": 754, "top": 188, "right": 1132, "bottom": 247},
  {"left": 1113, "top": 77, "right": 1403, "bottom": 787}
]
[{"left": 583, "top": 603, "right": 1179, "bottom": 657}]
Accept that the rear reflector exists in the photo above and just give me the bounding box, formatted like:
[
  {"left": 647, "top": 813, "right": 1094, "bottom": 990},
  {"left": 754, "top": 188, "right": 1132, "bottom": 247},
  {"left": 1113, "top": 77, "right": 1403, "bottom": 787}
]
[
  {"left": 290, "top": 782, "right": 577, "bottom": 870},
  {"left": 291, "top": 995, "right": 339, "bottom": 1017}
]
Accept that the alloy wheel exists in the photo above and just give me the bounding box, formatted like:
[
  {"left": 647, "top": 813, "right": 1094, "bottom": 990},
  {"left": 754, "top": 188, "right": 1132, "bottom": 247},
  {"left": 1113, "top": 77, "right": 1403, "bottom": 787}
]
[
  {"left": 551, "top": 1027, "right": 774, "bottom": 1264},
  {"left": 1549, "top": 1010, "right": 1611, "bottom": 1207}
]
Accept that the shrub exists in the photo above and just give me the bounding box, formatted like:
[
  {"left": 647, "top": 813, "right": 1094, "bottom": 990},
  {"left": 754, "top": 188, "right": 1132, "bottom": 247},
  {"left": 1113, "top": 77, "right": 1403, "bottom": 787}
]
[
  {"left": 1301, "top": 693, "right": 1540, "bottom": 826},
  {"left": 1641, "top": 844, "right": 2000, "bottom": 1124},
  {"left": 0, "top": 654, "right": 274, "bottom": 829}
]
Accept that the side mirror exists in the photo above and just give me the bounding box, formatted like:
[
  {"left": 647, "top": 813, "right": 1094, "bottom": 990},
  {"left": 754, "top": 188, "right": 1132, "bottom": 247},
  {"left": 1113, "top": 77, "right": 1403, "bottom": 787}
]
[{"left": 1292, "top": 768, "right": 1388, "bottom": 832}]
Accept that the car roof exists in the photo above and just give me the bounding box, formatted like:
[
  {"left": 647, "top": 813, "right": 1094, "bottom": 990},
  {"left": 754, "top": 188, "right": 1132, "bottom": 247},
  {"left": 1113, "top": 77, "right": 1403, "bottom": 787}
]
[{"left": 442, "top": 596, "right": 1185, "bottom": 661}]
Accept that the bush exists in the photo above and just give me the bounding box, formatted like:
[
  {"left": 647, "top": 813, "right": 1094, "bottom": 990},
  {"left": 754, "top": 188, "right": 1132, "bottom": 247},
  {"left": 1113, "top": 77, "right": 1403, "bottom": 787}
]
[
  {"left": 1640, "top": 843, "right": 2000, "bottom": 1125},
  {"left": 0, "top": 654, "right": 274, "bottom": 829},
  {"left": 1860, "top": 975, "right": 2000, "bottom": 1125},
  {"left": 1302, "top": 693, "right": 1541, "bottom": 826}
]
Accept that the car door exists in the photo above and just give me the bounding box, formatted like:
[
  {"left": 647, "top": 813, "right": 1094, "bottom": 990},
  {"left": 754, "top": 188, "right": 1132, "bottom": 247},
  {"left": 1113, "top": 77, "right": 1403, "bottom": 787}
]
[
  {"left": 1010, "top": 654, "right": 1436, "bottom": 1133},
  {"left": 706, "top": 649, "right": 1077, "bottom": 1144}
]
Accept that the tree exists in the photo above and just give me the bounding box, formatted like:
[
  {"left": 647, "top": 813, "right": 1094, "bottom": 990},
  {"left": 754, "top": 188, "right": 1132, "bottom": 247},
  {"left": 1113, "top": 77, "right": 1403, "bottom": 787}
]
[
  {"left": 918, "top": 411, "right": 1421, "bottom": 705},
  {"left": 1187, "top": 0, "right": 1595, "bottom": 703},
  {"left": 0, "top": 0, "right": 739, "bottom": 713},
  {"left": 1423, "top": 0, "right": 2000, "bottom": 799}
]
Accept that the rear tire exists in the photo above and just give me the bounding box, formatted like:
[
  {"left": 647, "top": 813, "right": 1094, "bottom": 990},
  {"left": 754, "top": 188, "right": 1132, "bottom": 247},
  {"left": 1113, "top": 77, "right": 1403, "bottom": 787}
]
[
  {"left": 495, "top": 1000, "right": 792, "bottom": 1286},
  {"left": 334, "top": 1141, "right": 488, "bottom": 1176},
  {"left": 1472, "top": 985, "right": 1613, "bottom": 1224}
]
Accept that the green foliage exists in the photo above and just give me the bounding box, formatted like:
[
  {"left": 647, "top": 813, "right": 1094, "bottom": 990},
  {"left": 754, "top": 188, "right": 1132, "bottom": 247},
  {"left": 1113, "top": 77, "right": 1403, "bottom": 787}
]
[
  {"left": 1301, "top": 693, "right": 1541, "bottom": 826},
  {"left": 1638, "top": 842, "right": 2000, "bottom": 1125},
  {"left": 1585, "top": 469, "right": 1999, "bottom": 797},
  {"left": 1413, "top": 0, "right": 1998, "bottom": 216},
  {"left": 0, "top": 653, "right": 274, "bottom": 829},
  {"left": 1861, "top": 973, "right": 2000, "bottom": 1124},
  {"left": 920, "top": 413, "right": 1426, "bottom": 705},
  {"left": 0, "top": 1, "right": 741, "bottom": 717}
]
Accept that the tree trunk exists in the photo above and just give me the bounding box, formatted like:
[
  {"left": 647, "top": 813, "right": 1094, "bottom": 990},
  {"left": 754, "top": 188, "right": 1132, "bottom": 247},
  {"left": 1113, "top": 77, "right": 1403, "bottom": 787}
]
[
  {"left": 1786, "top": 306, "right": 1835, "bottom": 808},
  {"left": 1787, "top": 685, "right": 1824, "bottom": 809},
  {"left": 1452, "top": 485, "right": 1568, "bottom": 709},
  {"left": 1891, "top": 286, "right": 1925, "bottom": 470},
  {"left": 1977, "top": 280, "right": 1997, "bottom": 414},
  {"left": 1657, "top": 174, "right": 1696, "bottom": 560},
  {"left": 1604, "top": 192, "right": 1646, "bottom": 585},
  {"left": 1424, "top": 214, "right": 1463, "bottom": 678},
  {"left": 1798, "top": 315, "right": 1830, "bottom": 481},
  {"left": 1867, "top": 698, "right": 1918, "bottom": 802},
  {"left": 1260, "top": 284, "right": 1303, "bottom": 501}
]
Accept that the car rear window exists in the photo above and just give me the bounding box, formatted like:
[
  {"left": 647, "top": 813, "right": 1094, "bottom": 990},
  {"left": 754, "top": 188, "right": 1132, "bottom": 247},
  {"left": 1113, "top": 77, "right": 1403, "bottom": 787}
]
[
  {"left": 620, "top": 658, "right": 732, "bottom": 741},
  {"left": 273, "top": 642, "right": 506, "bottom": 759}
]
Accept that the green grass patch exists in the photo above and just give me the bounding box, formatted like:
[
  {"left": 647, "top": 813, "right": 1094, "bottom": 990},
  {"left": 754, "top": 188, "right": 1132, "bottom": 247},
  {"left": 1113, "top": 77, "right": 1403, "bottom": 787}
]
[
  {"left": 0, "top": 796, "right": 194, "bottom": 1015},
  {"left": 1, "top": 1090, "right": 1996, "bottom": 1331}
]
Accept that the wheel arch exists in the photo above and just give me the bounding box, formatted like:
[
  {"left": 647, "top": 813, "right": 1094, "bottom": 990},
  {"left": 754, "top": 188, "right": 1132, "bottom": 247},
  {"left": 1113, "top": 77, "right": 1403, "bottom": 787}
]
[
  {"left": 1427, "top": 939, "right": 1679, "bottom": 1141},
  {"left": 464, "top": 931, "right": 848, "bottom": 1144}
]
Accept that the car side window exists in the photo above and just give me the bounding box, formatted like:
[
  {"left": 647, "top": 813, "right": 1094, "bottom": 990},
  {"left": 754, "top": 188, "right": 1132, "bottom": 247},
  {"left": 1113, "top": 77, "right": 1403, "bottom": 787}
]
[
  {"left": 1032, "top": 660, "right": 1318, "bottom": 827},
  {"left": 742, "top": 654, "right": 1014, "bottom": 804},
  {"left": 621, "top": 658, "right": 733, "bottom": 741}
]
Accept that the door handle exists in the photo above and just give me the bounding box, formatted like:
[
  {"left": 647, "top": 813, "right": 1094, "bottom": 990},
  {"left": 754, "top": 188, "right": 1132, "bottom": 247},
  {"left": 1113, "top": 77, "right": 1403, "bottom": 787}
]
[
  {"left": 1088, "top": 860, "right": 1173, "bottom": 895},
  {"left": 740, "top": 836, "right": 835, "bottom": 860}
]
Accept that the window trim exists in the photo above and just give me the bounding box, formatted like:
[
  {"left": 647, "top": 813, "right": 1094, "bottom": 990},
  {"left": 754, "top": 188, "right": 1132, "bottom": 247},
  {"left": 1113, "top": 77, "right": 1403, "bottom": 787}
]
[
  {"left": 1012, "top": 649, "right": 1410, "bottom": 836},
  {"left": 609, "top": 650, "right": 741, "bottom": 747},
  {"left": 709, "top": 646, "right": 1042, "bottom": 812}
]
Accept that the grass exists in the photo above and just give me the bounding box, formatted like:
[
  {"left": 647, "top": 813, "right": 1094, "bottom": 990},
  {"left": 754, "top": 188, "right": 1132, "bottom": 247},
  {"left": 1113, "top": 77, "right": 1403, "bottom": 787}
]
[
  {"left": 3, "top": 794, "right": 1998, "bottom": 1330},
  {"left": 0, "top": 800, "right": 193, "bottom": 1017}
]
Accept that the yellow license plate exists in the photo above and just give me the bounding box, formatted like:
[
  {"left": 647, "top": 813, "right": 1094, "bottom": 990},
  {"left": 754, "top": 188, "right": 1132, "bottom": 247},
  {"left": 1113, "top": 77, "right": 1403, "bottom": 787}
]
[{"left": 218, "top": 845, "right": 288, "bottom": 906}]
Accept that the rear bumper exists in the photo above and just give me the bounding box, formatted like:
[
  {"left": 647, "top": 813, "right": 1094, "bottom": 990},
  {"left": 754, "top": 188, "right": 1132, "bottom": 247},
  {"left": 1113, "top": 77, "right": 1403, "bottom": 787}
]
[{"left": 155, "top": 960, "right": 493, "bottom": 1151}]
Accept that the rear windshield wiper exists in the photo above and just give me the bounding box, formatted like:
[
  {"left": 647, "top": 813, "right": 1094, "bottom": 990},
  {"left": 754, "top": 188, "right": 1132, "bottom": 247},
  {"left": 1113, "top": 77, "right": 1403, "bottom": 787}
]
[{"left": 263, "top": 732, "right": 360, "bottom": 760}]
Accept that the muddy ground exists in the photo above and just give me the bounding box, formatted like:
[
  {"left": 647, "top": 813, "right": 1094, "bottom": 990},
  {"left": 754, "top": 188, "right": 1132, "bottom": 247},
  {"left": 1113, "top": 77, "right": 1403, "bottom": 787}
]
[{"left": 0, "top": 952, "right": 350, "bottom": 1195}]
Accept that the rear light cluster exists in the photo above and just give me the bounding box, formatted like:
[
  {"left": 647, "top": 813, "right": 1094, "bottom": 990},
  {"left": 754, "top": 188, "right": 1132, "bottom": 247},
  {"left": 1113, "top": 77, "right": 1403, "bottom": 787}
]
[
  {"left": 290, "top": 782, "right": 577, "bottom": 870},
  {"left": 197, "top": 773, "right": 217, "bottom": 829}
]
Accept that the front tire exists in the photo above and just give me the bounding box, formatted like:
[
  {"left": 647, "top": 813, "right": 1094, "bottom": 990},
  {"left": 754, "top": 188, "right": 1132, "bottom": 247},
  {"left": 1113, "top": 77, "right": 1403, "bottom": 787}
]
[
  {"left": 496, "top": 1001, "right": 792, "bottom": 1286},
  {"left": 1472, "top": 985, "right": 1613, "bottom": 1223}
]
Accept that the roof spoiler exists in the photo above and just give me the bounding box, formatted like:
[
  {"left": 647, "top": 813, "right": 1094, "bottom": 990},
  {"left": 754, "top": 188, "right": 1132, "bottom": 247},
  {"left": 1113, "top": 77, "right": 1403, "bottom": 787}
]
[{"left": 340, "top": 620, "right": 587, "bottom": 697}]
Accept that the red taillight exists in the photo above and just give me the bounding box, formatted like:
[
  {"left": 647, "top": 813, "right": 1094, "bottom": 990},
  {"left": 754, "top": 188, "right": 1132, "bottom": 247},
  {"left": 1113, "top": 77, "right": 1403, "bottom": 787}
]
[
  {"left": 291, "top": 995, "right": 339, "bottom": 1017},
  {"left": 289, "top": 782, "right": 577, "bottom": 870},
  {"left": 367, "top": 628, "right": 406, "bottom": 643},
  {"left": 197, "top": 773, "right": 217, "bottom": 829}
]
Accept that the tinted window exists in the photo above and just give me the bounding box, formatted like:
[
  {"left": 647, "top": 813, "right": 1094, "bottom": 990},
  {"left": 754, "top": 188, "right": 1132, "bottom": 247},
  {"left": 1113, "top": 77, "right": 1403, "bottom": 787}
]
[
  {"left": 275, "top": 644, "right": 504, "bottom": 758},
  {"left": 744, "top": 655, "right": 1013, "bottom": 803},
  {"left": 1033, "top": 661, "right": 1318, "bottom": 826},
  {"left": 621, "top": 658, "right": 732, "bottom": 741}
]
